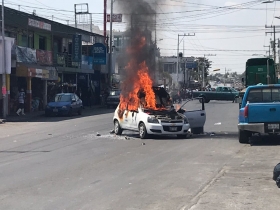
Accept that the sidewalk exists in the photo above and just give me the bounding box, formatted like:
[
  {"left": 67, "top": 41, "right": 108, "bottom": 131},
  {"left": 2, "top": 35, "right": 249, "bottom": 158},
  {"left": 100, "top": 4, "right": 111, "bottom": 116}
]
[{"left": 1, "top": 105, "right": 112, "bottom": 123}]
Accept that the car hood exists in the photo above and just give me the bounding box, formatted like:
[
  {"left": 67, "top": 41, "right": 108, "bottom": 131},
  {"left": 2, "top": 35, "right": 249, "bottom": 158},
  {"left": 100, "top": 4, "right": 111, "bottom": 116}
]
[{"left": 48, "top": 102, "right": 71, "bottom": 107}]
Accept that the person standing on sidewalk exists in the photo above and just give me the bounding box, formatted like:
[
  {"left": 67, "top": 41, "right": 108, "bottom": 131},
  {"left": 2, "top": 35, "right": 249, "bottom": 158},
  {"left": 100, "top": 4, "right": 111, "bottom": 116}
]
[{"left": 16, "top": 88, "right": 26, "bottom": 116}]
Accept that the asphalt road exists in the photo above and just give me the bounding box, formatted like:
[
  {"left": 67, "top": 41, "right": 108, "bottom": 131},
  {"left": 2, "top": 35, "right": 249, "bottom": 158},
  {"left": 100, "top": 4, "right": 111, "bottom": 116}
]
[{"left": 0, "top": 101, "right": 279, "bottom": 210}]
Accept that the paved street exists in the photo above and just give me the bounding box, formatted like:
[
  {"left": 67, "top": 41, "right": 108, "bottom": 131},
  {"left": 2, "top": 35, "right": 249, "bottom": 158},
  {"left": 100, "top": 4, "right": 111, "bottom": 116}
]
[{"left": 0, "top": 101, "right": 279, "bottom": 210}]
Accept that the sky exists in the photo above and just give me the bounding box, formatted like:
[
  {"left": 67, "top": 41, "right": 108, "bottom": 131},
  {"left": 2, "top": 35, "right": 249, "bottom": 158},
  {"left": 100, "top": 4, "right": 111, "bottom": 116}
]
[{"left": 3, "top": 0, "right": 280, "bottom": 74}]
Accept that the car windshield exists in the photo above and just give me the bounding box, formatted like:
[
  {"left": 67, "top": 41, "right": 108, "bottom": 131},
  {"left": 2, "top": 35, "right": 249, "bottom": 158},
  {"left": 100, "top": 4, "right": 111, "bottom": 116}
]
[
  {"left": 247, "top": 88, "right": 280, "bottom": 103},
  {"left": 55, "top": 94, "right": 71, "bottom": 102},
  {"left": 109, "top": 90, "right": 121, "bottom": 96}
]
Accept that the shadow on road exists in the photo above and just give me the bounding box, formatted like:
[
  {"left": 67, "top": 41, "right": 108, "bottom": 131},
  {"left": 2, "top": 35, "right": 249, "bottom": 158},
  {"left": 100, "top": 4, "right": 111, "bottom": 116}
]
[
  {"left": 120, "top": 131, "right": 239, "bottom": 141},
  {"left": 250, "top": 135, "right": 280, "bottom": 146},
  {"left": 6, "top": 107, "right": 115, "bottom": 123}
]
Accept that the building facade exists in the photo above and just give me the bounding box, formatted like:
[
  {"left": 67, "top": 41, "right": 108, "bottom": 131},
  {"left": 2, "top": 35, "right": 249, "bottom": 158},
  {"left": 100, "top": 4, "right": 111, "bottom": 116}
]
[{"left": 0, "top": 6, "right": 104, "bottom": 116}]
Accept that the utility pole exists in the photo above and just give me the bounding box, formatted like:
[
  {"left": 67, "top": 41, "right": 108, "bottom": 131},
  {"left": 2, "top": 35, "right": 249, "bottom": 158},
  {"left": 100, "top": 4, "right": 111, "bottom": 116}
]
[
  {"left": 108, "top": 0, "right": 113, "bottom": 88},
  {"left": 202, "top": 54, "right": 216, "bottom": 88},
  {"left": 265, "top": 25, "right": 278, "bottom": 76},
  {"left": 1, "top": 1, "right": 7, "bottom": 119},
  {"left": 264, "top": 44, "right": 271, "bottom": 57},
  {"left": 176, "top": 33, "right": 195, "bottom": 88}
]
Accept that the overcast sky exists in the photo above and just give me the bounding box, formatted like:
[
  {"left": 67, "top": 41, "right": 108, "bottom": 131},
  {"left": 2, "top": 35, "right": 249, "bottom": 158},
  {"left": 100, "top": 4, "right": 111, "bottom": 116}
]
[{"left": 3, "top": 0, "right": 280, "bottom": 73}]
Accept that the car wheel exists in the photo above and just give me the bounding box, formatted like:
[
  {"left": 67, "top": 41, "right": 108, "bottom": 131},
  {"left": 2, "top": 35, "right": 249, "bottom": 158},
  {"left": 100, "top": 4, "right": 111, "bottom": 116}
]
[
  {"left": 191, "top": 127, "right": 204, "bottom": 134},
  {"left": 78, "top": 108, "right": 82, "bottom": 115},
  {"left": 139, "top": 123, "right": 148, "bottom": 139},
  {"left": 204, "top": 99, "right": 210, "bottom": 103},
  {"left": 114, "top": 120, "right": 123, "bottom": 135},
  {"left": 177, "top": 134, "right": 187, "bottom": 139},
  {"left": 199, "top": 96, "right": 206, "bottom": 103},
  {"left": 239, "top": 129, "right": 251, "bottom": 144}
]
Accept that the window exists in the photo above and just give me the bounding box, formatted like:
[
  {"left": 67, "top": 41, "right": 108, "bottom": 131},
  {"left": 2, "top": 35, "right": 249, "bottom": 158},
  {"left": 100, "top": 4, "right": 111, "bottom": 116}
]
[
  {"left": 55, "top": 94, "right": 71, "bottom": 102},
  {"left": 39, "top": 35, "right": 46, "bottom": 50},
  {"left": 247, "top": 88, "right": 280, "bottom": 103}
]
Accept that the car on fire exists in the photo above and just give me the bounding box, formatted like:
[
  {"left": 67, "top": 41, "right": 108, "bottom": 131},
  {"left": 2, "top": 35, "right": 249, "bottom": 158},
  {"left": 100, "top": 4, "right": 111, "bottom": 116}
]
[{"left": 113, "top": 87, "right": 206, "bottom": 139}]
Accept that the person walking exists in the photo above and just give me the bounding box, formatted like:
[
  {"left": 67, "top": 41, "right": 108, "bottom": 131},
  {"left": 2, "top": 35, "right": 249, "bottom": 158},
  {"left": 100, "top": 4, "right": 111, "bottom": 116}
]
[{"left": 16, "top": 88, "right": 26, "bottom": 116}]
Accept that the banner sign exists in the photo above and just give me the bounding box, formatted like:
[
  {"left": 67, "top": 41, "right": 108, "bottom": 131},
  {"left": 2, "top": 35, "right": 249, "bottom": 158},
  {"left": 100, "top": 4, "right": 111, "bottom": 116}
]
[
  {"left": 28, "top": 18, "right": 51, "bottom": 31},
  {"left": 107, "top": 14, "right": 123, "bottom": 22},
  {"left": 72, "top": 34, "right": 82, "bottom": 62},
  {"left": 36, "top": 49, "right": 53, "bottom": 65},
  {"left": 93, "top": 43, "right": 107, "bottom": 65},
  {"left": 15, "top": 46, "right": 37, "bottom": 64}
]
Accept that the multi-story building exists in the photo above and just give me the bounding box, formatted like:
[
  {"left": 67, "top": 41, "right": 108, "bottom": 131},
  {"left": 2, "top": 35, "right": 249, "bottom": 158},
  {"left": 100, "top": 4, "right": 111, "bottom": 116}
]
[{"left": 0, "top": 6, "right": 104, "bottom": 116}]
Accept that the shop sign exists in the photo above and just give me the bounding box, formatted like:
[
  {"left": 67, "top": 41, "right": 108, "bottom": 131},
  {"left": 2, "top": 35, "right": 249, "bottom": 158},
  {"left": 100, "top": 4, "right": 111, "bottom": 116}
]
[
  {"left": 92, "top": 43, "right": 107, "bottom": 65},
  {"left": 107, "top": 14, "right": 123, "bottom": 22},
  {"left": 72, "top": 34, "right": 82, "bottom": 62},
  {"left": 36, "top": 49, "right": 53, "bottom": 65},
  {"left": 28, "top": 18, "right": 51, "bottom": 31}
]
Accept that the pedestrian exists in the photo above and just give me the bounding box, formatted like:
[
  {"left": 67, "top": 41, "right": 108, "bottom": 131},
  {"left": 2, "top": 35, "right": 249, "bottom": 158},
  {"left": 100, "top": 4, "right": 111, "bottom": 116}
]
[{"left": 16, "top": 88, "right": 26, "bottom": 116}]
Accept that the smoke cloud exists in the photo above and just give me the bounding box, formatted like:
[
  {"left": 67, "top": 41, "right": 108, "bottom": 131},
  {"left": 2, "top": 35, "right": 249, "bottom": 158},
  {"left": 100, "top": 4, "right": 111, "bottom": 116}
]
[{"left": 114, "top": 0, "right": 167, "bottom": 100}]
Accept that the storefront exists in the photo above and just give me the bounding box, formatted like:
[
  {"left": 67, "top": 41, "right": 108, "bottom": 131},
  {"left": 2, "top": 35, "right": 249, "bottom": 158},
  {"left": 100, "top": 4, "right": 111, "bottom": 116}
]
[{"left": 14, "top": 63, "right": 58, "bottom": 112}]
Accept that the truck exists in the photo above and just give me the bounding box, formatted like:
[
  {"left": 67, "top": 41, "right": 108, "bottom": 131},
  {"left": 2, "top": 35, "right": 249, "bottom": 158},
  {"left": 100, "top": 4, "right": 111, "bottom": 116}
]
[
  {"left": 192, "top": 86, "right": 239, "bottom": 103},
  {"left": 239, "top": 57, "right": 276, "bottom": 98},
  {"left": 238, "top": 84, "right": 280, "bottom": 144}
]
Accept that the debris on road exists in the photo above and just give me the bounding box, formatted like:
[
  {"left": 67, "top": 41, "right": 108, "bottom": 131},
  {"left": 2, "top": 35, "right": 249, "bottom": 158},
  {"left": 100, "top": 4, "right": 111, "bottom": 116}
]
[
  {"left": 210, "top": 132, "right": 216, "bottom": 136},
  {"left": 125, "top": 136, "right": 130, "bottom": 140},
  {"left": 109, "top": 130, "right": 115, "bottom": 134},
  {"left": 96, "top": 133, "right": 101, "bottom": 136},
  {"left": 214, "top": 122, "right": 222, "bottom": 125},
  {"left": 142, "top": 143, "right": 146, "bottom": 145}
]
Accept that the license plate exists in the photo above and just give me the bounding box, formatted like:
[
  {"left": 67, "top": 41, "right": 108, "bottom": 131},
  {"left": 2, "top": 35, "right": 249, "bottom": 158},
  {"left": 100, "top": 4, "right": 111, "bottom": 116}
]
[
  {"left": 169, "top": 127, "right": 177, "bottom": 131},
  {"left": 268, "top": 124, "right": 279, "bottom": 130},
  {"left": 53, "top": 109, "right": 58, "bottom": 112}
]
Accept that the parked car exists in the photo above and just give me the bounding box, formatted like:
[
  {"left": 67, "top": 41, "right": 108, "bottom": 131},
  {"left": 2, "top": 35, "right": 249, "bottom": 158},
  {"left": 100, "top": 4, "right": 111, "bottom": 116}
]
[
  {"left": 106, "top": 89, "right": 121, "bottom": 108},
  {"left": 238, "top": 84, "right": 280, "bottom": 143},
  {"left": 45, "top": 93, "right": 83, "bottom": 116},
  {"left": 113, "top": 87, "right": 206, "bottom": 139},
  {"left": 192, "top": 86, "right": 239, "bottom": 103}
]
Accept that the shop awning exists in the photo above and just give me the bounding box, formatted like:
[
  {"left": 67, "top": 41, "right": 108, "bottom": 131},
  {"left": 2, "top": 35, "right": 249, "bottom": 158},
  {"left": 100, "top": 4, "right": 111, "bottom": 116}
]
[{"left": 16, "top": 63, "right": 58, "bottom": 81}]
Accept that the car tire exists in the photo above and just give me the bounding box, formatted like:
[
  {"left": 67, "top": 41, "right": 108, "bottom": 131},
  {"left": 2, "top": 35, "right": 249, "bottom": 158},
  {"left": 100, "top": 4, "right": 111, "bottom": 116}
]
[
  {"left": 139, "top": 123, "right": 148, "bottom": 139},
  {"left": 191, "top": 127, "right": 204, "bottom": 134},
  {"left": 177, "top": 134, "right": 187, "bottom": 139},
  {"left": 199, "top": 96, "right": 206, "bottom": 103},
  {"left": 114, "top": 120, "right": 123, "bottom": 135},
  {"left": 239, "top": 129, "right": 251, "bottom": 144}
]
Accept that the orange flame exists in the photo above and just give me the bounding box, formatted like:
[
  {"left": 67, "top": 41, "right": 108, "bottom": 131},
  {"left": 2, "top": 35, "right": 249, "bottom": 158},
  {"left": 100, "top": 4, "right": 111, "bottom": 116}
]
[{"left": 118, "top": 36, "right": 159, "bottom": 118}]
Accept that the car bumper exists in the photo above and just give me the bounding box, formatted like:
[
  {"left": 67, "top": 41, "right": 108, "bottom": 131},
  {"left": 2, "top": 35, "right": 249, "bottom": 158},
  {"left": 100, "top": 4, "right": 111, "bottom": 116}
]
[
  {"left": 146, "top": 123, "right": 190, "bottom": 135},
  {"left": 45, "top": 108, "right": 69, "bottom": 116},
  {"left": 238, "top": 123, "right": 280, "bottom": 134}
]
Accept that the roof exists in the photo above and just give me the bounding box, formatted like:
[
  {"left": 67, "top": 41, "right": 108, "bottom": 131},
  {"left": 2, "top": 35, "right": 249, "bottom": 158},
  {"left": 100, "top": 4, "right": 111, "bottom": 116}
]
[{"left": 0, "top": 5, "right": 102, "bottom": 38}]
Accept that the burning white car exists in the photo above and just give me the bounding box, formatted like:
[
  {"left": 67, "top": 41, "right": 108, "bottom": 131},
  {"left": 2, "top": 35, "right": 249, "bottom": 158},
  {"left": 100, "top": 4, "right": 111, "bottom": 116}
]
[{"left": 113, "top": 87, "right": 206, "bottom": 139}]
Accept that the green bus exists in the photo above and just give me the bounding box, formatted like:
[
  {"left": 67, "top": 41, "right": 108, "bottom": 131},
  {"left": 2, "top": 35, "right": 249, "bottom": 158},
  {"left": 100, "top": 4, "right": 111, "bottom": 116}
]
[{"left": 243, "top": 58, "right": 276, "bottom": 86}]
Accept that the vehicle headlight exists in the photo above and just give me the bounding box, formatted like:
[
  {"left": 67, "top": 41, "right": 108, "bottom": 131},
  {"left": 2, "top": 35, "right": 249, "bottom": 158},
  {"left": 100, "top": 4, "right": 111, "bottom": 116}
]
[
  {"left": 184, "top": 118, "right": 189, "bottom": 124},
  {"left": 147, "top": 117, "right": 159, "bottom": 124},
  {"left": 62, "top": 106, "right": 67, "bottom": 109}
]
